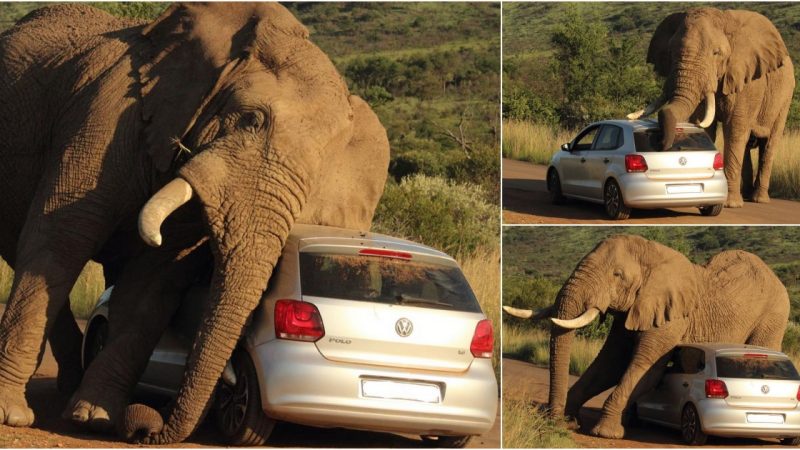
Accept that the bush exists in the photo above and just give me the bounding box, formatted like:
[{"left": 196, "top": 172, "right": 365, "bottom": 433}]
[{"left": 372, "top": 175, "right": 498, "bottom": 256}]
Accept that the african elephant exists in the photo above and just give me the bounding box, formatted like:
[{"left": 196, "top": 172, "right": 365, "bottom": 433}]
[
  {"left": 628, "top": 7, "right": 795, "bottom": 208},
  {"left": 503, "top": 235, "right": 789, "bottom": 439},
  {"left": 0, "top": 2, "right": 389, "bottom": 444}
]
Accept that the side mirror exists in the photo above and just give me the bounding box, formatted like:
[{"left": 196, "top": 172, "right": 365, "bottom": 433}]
[{"left": 561, "top": 143, "right": 571, "bottom": 152}]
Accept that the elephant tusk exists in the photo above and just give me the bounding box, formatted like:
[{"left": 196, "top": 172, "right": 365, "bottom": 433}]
[
  {"left": 627, "top": 96, "right": 666, "bottom": 120},
  {"left": 503, "top": 305, "right": 555, "bottom": 320},
  {"left": 138, "top": 178, "right": 193, "bottom": 247},
  {"left": 696, "top": 92, "right": 716, "bottom": 128},
  {"left": 550, "top": 307, "right": 600, "bottom": 329}
]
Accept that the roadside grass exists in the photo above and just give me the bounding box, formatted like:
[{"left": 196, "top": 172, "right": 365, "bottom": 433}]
[
  {"left": 459, "top": 247, "right": 501, "bottom": 379},
  {"left": 503, "top": 398, "right": 576, "bottom": 448},
  {"left": 503, "top": 119, "right": 800, "bottom": 201},
  {"left": 503, "top": 324, "right": 602, "bottom": 376}
]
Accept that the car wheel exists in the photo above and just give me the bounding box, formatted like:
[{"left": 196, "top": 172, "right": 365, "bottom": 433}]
[
  {"left": 699, "top": 204, "right": 723, "bottom": 217},
  {"left": 681, "top": 404, "right": 707, "bottom": 446},
  {"left": 83, "top": 319, "right": 108, "bottom": 369},
  {"left": 603, "top": 180, "right": 631, "bottom": 220},
  {"left": 547, "top": 169, "right": 566, "bottom": 205},
  {"left": 421, "top": 435, "right": 472, "bottom": 448},
  {"left": 780, "top": 437, "right": 800, "bottom": 446},
  {"left": 213, "top": 349, "right": 275, "bottom": 446}
]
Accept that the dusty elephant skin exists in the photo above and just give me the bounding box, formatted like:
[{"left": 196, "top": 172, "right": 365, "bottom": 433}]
[
  {"left": 0, "top": 2, "right": 388, "bottom": 444},
  {"left": 504, "top": 235, "right": 789, "bottom": 439},
  {"left": 630, "top": 8, "right": 795, "bottom": 208}
]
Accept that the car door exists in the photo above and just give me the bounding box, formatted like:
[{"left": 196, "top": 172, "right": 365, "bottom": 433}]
[
  {"left": 637, "top": 347, "right": 685, "bottom": 426},
  {"left": 583, "top": 125, "right": 623, "bottom": 200},
  {"left": 660, "top": 347, "right": 707, "bottom": 427},
  {"left": 559, "top": 125, "right": 600, "bottom": 197}
]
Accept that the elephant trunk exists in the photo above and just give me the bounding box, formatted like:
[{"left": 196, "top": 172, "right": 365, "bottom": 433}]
[
  {"left": 122, "top": 154, "right": 308, "bottom": 444},
  {"left": 659, "top": 63, "right": 716, "bottom": 149},
  {"left": 548, "top": 326, "right": 575, "bottom": 417}
]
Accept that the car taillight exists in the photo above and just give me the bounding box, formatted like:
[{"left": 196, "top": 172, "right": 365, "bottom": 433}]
[
  {"left": 470, "top": 319, "right": 494, "bottom": 358},
  {"left": 625, "top": 154, "right": 648, "bottom": 173},
  {"left": 274, "top": 299, "right": 325, "bottom": 342},
  {"left": 796, "top": 385, "right": 800, "bottom": 402},
  {"left": 713, "top": 153, "right": 724, "bottom": 170},
  {"left": 705, "top": 379, "right": 728, "bottom": 399}
]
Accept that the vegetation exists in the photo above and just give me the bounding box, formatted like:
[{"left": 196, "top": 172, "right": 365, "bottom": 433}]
[{"left": 503, "top": 398, "right": 576, "bottom": 448}]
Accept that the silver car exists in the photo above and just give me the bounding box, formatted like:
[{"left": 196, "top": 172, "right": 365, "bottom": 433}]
[
  {"left": 82, "top": 225, "right": 498, "bottom": 447},
  {"left": 634, "top": 343, "right": 800, "bottom": 445},
  {"left": 547, "top": 119, "right": 728, "bottom": 219}
]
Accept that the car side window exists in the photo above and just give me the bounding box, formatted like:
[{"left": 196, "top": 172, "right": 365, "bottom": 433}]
[
  {"left": 680, "top": 347, "right": 706, "bottom": 374},
  {"left": 665, "top": 348, "right": 685, "bottom": 374},
  {"left": 594, "top": 125, "right": 623, "bottom": 150},
  {"left": 572, "top": 125, "right": 600, "bottom": 151}
]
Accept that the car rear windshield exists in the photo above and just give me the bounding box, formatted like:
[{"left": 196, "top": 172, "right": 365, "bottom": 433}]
[
  {"left": 299, "top": 252, "right": 481, "bottom": 312},
  {"left": 716, "top": 355, "right": 800, "bottom": 380},
  {"left": 634, "top": 129, "right": 716, "bottom": 152}
]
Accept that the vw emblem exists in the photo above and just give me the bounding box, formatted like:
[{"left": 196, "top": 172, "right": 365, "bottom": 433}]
[
  {"left": 679, "top": 156, "right": 687, "bottom": 166},
  {"left": 761, "top": 385, "right": 770, "bottom": 394},
  {"left": 395, "top": 318, "right": 413, "bottom": 337}
]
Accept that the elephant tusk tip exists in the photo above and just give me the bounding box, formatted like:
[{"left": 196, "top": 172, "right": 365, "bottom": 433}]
[
  {"left": 141, "top": 233, "right": 162, "bottom": 247},
  {"left": 627, "top": 110, "right": 644, "bottom": 120}
]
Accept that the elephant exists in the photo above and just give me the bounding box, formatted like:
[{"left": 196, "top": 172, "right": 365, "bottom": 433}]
[
  {"left": 0, "top": 2, "right": 389, "bottom": 444},
  {"left": 628, "top": 7, "right": 795, "bottom": 208},
  {"left": 503, "top": 235, "right": 789, "bottom": 439}
]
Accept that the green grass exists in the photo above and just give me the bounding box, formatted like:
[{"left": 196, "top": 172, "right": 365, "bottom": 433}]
[{"left": 503, "top": 398, "right": 577, "bottom": 448}]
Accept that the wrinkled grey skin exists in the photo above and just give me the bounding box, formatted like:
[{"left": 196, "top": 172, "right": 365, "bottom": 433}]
[
  {"left": 0, "top": 3, "right": 388, "bottom": 444},
  {"left": 505, "top": 235, "right": 789, "bottom": 439}
]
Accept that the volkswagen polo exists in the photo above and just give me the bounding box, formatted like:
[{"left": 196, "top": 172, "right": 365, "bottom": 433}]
[
  {"left": 547, "top": 119, "right": 728, "bottom": 219},
  {"left": 82, "top": 225, "right": 498, "bottom": 447},
  {"left": 633, "top": 344, "right": 800, "bottom": 445}
]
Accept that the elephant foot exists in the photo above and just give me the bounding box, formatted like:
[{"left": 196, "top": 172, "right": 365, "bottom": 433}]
[
  {"left": 752, "top": 189, "right": 771, "bottom": 204},
  {"left": 0, "top": 386, "right": 34, "bottom": 426},
  {"left": 65, "top": 391, "right": 124, "bottom": 432},
  {"left": 590, "top": 416, "right": 625, "bottom": 439},
  {"left": 724, "top": 194, "right": 744, "bottom": 208}
]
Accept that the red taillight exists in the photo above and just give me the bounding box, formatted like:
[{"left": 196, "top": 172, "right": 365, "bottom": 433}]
[
  {"left": 358, "top": 248, "right": 412, "bottom": 260},
  {"left": 713, "top": 153, "right": 724, "bottom": 170},
  {"left": 705, "top": 379, "right": 729, "bottom": 399},
  {"left": 796, "top": 385, "right": 800, "bottom": 402},
  {"left": 274, "top": 299, "right": 325, "bottom": 342},
  {"left": 470, "top": 320, "right": 494, "bottom": 358},
  {"left": 625, "top": 154, "right": 648, "bottom": 173}
]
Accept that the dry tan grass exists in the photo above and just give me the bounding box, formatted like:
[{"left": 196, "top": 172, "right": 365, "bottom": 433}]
[
  {"left": 459, "top": 246, "right": 500, "bottom": 374},
  {"left": 503, "top": 398, "right": 576, "bottom": 448},
  {"left": 503, "top": 324, "right": 603, "bottom": 376}
]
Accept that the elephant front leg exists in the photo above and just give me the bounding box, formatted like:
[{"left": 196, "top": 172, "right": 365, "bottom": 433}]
[
  {"left": 721, "top": 122, "right": 752, "bottom": 208},
  {"left": 49, "top": 303, "right": 85, "bottom": 395},
  {"left": 590, "top": 327, "right": 681, "bottom": 439}
]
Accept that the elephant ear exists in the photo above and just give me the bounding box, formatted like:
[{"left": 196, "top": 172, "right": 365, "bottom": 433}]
[
  {"left": 625, "top": 244, "right": 698, "bottom": 331},
  {"left": 722, "top": 10, "right": 789, "bottom": 96},
  {"left": 137, "top": 3, "right": 308, "bottom": 172},
  {"left": 297, "top": 95, "right": 390, "bottom": 229},
  {"left": 647, "top": 12, "right": 686, "bottom": 77}
]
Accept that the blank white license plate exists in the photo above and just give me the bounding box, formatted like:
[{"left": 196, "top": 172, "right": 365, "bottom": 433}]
[
  {"left": 666, "top": 184, "right": 703, "bottom": 194},
  {"left": 747, "top": 413, "right": 784, "bottom": 424},
  {"left": 361, "top": 379, "right": 441, "bottom": 403}
]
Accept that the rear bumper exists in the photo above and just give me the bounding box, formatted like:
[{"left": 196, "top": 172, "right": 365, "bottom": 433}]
[
  {"left": 250, "top": 340, "right": 498, "bottom": 437},
  {"left": 698, "top": 400, "right": 800, "bottom": 438},
  {"left": 619, "top": 172, "right": 727, "bottom": 208}
]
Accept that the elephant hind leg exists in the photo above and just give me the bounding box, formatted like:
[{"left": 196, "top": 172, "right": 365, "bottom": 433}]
[{"left": 740, "top": 138, "right": 757, "bottom": 200}]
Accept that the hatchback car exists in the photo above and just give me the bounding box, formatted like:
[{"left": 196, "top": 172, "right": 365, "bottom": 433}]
[
  {"left": 633, "top": 343, "right": 800, "bottom": 445},
  {"left": 82, "top": 224, "right": 497, "bottom": 447},
  {"left": 547, "top": 119, "right": 727, "bottom": 219}
]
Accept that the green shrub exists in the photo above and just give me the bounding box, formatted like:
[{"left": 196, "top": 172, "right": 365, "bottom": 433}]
[{"left": 372, "top": 174, "right": 498, "bottom": 256}]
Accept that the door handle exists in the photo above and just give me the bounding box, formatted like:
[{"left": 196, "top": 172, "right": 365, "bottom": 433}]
[
  {"left": 603, "top": 158, "right": 610, "bottom": 164},
  {"left": 682, "top": 382, "right": 689, "bottom": 388},
  {"left": 580, "top": 157, "right": 586, "bottom": 163}
]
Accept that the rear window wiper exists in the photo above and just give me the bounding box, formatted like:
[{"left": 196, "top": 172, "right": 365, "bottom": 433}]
[{"left": 395, "top": 294, "right": 453, "bottom": 308}]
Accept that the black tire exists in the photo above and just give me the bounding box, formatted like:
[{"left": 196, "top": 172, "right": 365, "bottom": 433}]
[
  {"left": 82, "top": 319, "right": 108, "bottom": 370},
  {"left": 699, "top": 204, "right": 723, "bottom": 217},
  {"left": 604, "top": 179, "right": 631, "bottom": 220},
  {"left": 547, "top": 169, "right": 566, "bottom": 205},
  {"left": 213, "top": 350, "right": 275, "bottom": 446},
  {"left": 421, "top": 435, "right": 472, "bottom": 448},
  {"left": 681, "top": 404, "right": 707, "bottom": 446},
  {"left": 781, "top": 437, "right": 800, "bottom": 446}
]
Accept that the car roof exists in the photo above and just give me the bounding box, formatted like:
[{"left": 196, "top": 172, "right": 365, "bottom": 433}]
[
  {"left": 286, "top": 224, "right": 454, "bottom": 261},
  {"left": 592, "top": 119, "right": 704, "bottom": 131},
  {"left": 678, "top": 342, "right": 789, "bottom": 357}
]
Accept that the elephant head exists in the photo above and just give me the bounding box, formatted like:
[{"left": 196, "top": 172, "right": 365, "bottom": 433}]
[
  {"left": 636, "top": 8, "right": 789, "bottom": 150},
  {"left": 128, "top": 3, "right": 388, "bottom": 443},
  {"left": 504, "top": 235, "right": 699, "bottom": 417}
]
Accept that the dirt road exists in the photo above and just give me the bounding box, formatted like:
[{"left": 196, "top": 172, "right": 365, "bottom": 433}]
[
  {"left": 503, "top": 358, "right": 788, "bottom": 448},
  {"left": 503, "top": 158, "right": 800, "bottom": 224},
  {"left": 0, "top": 304, "right": 499, "bottom": 448}
]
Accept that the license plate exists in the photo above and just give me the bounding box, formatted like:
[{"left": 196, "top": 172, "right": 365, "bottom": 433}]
[
  {"left": 666, "top": 184, "right": 703, "bottom": 194},
  {"left": 747, "top": 413, "right": 784, "bottom": 424},
  {"left": 361, "top": 379, "right": 441, "bottom": 403}
]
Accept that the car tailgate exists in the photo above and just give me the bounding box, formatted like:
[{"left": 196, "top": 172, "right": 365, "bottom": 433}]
[
  {"left": 309, "top": 297, "right": 483, "bottom": 372},
  {"left": 641, "top": 151, "right": 718, "bottom": 180},
  {"left": 722, "top": 378, "right": 800, "bottom": 410}
]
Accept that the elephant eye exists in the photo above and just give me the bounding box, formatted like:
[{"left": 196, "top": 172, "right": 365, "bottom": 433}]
[
  {"left": 613, "top": 269, "right": 624, "bottom": 279},
  {"left": 713, "top": 48, "right": 722, "bottom": 56},
  {"left": 238, "top": 110, "right": 266, "bottom": 132}
]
